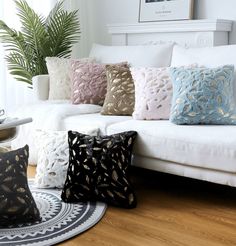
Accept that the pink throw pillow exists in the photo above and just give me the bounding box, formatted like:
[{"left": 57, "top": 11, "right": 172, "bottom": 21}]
[
  {"left": 131, "top": 65, "right": 197, "bottom": 120},
  {"left": 71, "top": 61, "right": 106, "bottom": 105},
  {"left": 131, "top": 67, "right": 173, "bottom": 120},
  {"left": 70, "top": 61, "right": 128, "bottom": 105}
]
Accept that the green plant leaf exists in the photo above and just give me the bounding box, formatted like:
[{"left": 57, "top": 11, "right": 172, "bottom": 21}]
[
  {"left": 0, "top": 20, "right": 35, "bottom": 79},
  {"left": 6, "top": 53, "right": 32, "bottom": 84},
  {"left": 47, "top": 9, "right": 80, "bottom": 57},
  {"left": 15, "top": 0, "right": 48, "bottom": 57},
  {"left": 0, "top": 0, "right": 80, "bottom": 85},
  {"left": 46, "top": 0, "right": 64, "bottom": 25}
]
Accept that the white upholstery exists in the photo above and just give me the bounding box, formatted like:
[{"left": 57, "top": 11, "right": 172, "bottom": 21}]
[
  {"left": 32, "top": 75, "right": 50, "bottom": 101},
  {"left": 18, "top": 44, "right": 236, "bottom": 188},
  {"left": 107, "top": 120, "right": 236, "bottom": 173},
  {"left": 171, "top": 44, "right": 236, "bottom": 68},
  {"left": 171, "top": 44, "right": 236, "bottom": 100},
  {"left": 89, "top": 43, "right": 174, "bottom": 67},
  {"left": 62, "top": 113, "right": 132, "bottom": 135},
  {"left": 133, "top": 156, "right": 236, "bottom": 187},
  {"left": 12, "top": 102, "right": 102, "bottom": 164}
]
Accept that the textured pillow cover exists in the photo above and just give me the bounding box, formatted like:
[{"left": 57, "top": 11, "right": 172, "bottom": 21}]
[
  {"left": 71, "top": 61, "right": 128, "bottom": 105},
  {"left": 0, "top": 145, "right": 41, "bottom": 227},
  {"left": 171, "top": 45, "right": 236, "bottom": 103},
  {"left": 61, "top": 131, "right": 137, "bottom": 208},
  {"left": 35, "top": 129, "right": 99, "bottom": 188},
  {"left": 35, "top": 130, "right": 69, "bottom": 188},
  {"left": 101, "top": 65, "right": 135, "bottom": 115},
  {"left": 170, "top": 65, "right": 236, "bottom": 125},
  {"left": 131, "top": 65, "right": 198, "bottom": 120},
  {"left": 46, "top": 57, "right": 93, "bottom": 100},
  {"left": 131, "top": 67, "right": 172, "bottom": 120}
]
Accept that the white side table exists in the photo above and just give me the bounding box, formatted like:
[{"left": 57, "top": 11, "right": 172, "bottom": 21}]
[{"left": 0, "top": 118, "right": 32, "bottom": 152}]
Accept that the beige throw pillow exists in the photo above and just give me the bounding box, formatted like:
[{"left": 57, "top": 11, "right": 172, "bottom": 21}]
[{"left": 101, "top": 65, "right": 135, "bottom": 115}]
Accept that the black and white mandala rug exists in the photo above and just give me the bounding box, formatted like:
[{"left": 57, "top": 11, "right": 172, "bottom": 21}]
[{"left": 0, "top": 180, "right": 107, "bottom": 246}]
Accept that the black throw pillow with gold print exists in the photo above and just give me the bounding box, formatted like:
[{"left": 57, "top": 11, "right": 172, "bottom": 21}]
[
  {"left": 61, "top": 131, "right": 137, "bottom": 208},
  {"left": 0, "top": 145, "right": 41, "bottom": 227}
]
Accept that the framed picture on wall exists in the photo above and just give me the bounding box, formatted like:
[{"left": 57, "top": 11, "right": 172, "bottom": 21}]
[{"left": 139, "top": 0, "right": 194, "bottom": 22}]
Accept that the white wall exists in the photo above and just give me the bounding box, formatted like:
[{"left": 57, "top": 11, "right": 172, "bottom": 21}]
[
  {"left": 195, "top": 0, "right": 236, "bottom": 44},
  {"left": 64, "top": 0, "right": 90, "bottom": 58},
  {"left": 72, "top": 0, "right": 236, "bottom": 57},
  {"left": 86, "top": 0, "right": 139, "bottom": 50}
]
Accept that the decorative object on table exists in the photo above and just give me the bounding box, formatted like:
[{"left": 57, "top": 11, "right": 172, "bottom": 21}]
[
  {"left": 71, "top": 61, "right": 128, "bottom": 105},
  {"left": 139, "top": 0, "right": 194, "bottom": 22},
  {"left": 0, "top": 0, "right": 80, "bottom": 85},
  {"left": 101, "top": 65, "right": 135, "bottom": 116},
  {"left": 35, "top": 128, "right": 99, "bottom": 188},
  {"left": 0, "top": 146, "right": 41, "bottom": 227},
  {"left": 0, "top": 179, "right": 106, "bottom": 246},
  {"left": 61, "top": 131, "right": 137, "bottom": 208},
  {"left": 0, "top": 117, "right": 32, "bottom": 143},
  {"left": 0, "top": 109, "right": 5, "bottom": 124},
  {"left": 45, "top": 57, "right": 94, "bottom": 100},
  {"left": 170, "top": 65, "right": 236, "bottom": 125}
]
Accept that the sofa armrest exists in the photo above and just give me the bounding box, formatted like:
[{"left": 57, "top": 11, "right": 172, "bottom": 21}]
[{"left": 32, "top": 75, "right": 49, "bottom": 100}]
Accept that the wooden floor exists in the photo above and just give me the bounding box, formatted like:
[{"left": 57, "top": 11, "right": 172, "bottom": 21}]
[{"left": 28, "top": 166, "right": 236, "bottom": 246}]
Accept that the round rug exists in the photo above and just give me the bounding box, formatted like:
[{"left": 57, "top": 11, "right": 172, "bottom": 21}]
[{"left": 0, "top": 180, "right": 107, "bottom": 246}]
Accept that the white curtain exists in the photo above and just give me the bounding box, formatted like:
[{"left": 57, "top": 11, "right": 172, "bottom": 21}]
[
  {"left": 63, "top": 0, "right": 91, "bottom": 59},
  {"left": 0, "top": 0, "right": 58, "bottom": 114}
]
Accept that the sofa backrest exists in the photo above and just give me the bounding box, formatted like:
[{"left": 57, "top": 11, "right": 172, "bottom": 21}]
[
  {"left": 34, "top": 43, "right": 236, "bottom": 101},
  {"left": 89, "top": 43, "right": 174, "bottom": 67},
  {"left": 171, "top": 44, "right": 236, "bottom": 68},
  {"left": 171, "top": 44, "right": 236, "bottom": 101}
]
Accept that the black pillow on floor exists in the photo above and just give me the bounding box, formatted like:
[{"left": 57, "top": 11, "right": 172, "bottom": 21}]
[
  {"left": 61, "top": 131, "right": 137, "bottom": 208},
  {"left": 0, "top": 145, "right": 41, "bottom": 227}
]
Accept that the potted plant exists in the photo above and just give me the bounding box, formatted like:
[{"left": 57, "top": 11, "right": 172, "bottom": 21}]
[{"left": 0, "top": 0, "right": 80, "bottom": 85}]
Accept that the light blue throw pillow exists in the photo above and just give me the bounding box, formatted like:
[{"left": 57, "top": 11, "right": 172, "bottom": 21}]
[{"left": 170, "top": 65, "right": 236, "bottom": 125}]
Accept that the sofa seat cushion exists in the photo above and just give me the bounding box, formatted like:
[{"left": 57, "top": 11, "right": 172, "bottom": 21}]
[
  {"left": 62, "top": 113, "right": 132, "bottom": 135},
  {"left": 107, "top": 120, "right": 236, "bottom": 173}
]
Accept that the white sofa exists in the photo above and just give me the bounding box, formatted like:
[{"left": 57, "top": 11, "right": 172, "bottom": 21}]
[{"left": 26, "top": 44, "right": 236, "bottom": 187}]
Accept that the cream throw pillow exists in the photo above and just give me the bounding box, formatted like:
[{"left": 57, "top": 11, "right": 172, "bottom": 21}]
[{"left": 46, "top": 57, "right": 93, "bottom": 100}]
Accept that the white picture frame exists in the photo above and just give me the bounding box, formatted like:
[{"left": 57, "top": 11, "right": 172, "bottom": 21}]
[{"left": 139, "top": 0, "right": 194, "bottom": 22}]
